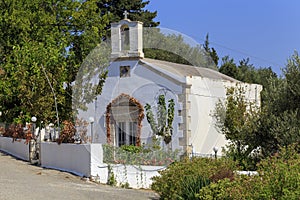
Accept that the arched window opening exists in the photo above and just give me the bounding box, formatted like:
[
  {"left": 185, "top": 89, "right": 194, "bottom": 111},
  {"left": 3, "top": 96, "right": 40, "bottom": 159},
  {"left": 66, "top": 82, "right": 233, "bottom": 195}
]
[
  {"left": 106, "top": 94, "right": 144, "bottom": 147},
  {"left": 121, "top": 24, "right": 130, "bottom": 51}
]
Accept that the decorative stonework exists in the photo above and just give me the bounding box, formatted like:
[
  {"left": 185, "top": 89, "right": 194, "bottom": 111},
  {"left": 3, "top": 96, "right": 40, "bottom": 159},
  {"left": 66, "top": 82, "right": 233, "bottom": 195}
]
[
  {"left": 106, "top": 93, "right": 144, "bottom": 146},
  {"left": 178, "top": 85, "right": 192, "bottom": 152}
]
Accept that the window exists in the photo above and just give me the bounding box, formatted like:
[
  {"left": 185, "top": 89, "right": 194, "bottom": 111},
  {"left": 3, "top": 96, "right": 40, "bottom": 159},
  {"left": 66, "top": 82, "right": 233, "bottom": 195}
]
[
  {"left": 178, "top": 110, "right": 182, "bottom": 116},
  {"left": 118, "top": 122, "right": 126, "bottom": 146},
  {"left": 116, "top": 121, "right": 137, "bottom": 146},
  {"left": 121, "top": 24, "right": 130, "bottom": 51},
  {"left": 129, "top": 122, "right": 137, "bottom": 145},
  {"left": 120, "top": 66, "right": 130, "bottom": 77}
]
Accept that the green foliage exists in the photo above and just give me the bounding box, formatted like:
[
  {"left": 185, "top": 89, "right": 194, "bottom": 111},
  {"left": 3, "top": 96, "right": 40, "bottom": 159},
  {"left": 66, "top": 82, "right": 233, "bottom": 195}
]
[
  {"left": 143, "top": 29, "right": 217, "bottom": 69},
  {"left": 144, "top": 48, "right": 192, "bottom": 65},
  {"left": 167, "top": 99, "right": 175, "bottom": 129},
  {"left": 145, "top": 104, "right": 158, "bottom": 134},
  {"left": 251, "top": 52, "right": 300, "bottom": 157},
  {"left": 151, "top": 157, "right": 236, "bottom": 200},
  {"left": 103, "top": 144, "right": 179, "bottom": 166},
  {"left": 157, "top": 95, "right": 167, "bottom": 134},
  {"left": 177, "top": 175, "right": 210, "bottom": 200},
  {"left": 219, "top": 56, "right": 277, "bottom": 88},
  {"left": 203, "top": 33, "right": 219, "bottom": 66},
  {"left": 72, "top": 43, "right": 110, "bottom": 111},
  {"left": 0, "top": 0, "right": 110, "bottom": 123},
  {"left": 198, "top": 145, "right": 300, "bottom": 199},
  {"left": 219, "top": 56, "right": 238, "bottom": 79},
  {"left": 214, "top": 53, "right": 300, "bottom": 167},
  {"left": 107, "top": 165, "right": 117, "bottom": 186},
  {"left": 120, "top": 182, "right": 130, "bottom": 189},
  {"left": 145, "top": 95, "right": 175, "bottom": 144},
  {"left": 97, "top": 0, "right": 159, "bottom": 28},
  {"left": 197, "top": 178, "right": 234, "bottom": 200},
  {"left": 120, "top": 144, "right": 143, "bottom": 153},
  {"left": 213, "top": 84, "right": 261, "bottom": 170}
]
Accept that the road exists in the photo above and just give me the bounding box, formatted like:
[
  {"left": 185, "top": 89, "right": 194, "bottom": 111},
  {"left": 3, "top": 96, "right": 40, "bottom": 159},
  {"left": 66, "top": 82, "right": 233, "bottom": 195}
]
[{"left": 0, "top": 152, "right": 159, "bottom": 200}]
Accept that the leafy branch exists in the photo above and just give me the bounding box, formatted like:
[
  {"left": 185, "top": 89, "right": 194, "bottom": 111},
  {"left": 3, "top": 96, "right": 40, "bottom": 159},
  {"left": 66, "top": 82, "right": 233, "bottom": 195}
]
[{"left": 145, "top": 95, "right": 175, "bottom": 144}]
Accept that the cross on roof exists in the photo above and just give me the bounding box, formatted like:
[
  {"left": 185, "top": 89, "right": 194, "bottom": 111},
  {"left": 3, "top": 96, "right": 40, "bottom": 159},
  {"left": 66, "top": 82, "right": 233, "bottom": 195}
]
[{"left": 123, "top": 10, "right": 129, "bottom": 19}]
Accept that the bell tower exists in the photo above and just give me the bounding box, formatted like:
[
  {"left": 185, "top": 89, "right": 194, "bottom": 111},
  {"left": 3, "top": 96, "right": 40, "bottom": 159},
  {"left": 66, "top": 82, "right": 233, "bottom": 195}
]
[{"left": 110, "top": 11, "right": 144, "bottom": 59}]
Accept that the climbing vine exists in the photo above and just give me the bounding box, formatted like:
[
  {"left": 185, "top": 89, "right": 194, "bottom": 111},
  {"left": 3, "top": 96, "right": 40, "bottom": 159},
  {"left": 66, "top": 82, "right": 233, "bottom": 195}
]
[{"left": 145, "top": 95, "right": 175, "bottom": 144}]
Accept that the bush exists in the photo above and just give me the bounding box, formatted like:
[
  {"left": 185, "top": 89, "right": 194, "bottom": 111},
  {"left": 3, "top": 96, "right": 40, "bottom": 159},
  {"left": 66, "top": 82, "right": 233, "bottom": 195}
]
[
  {"left": 177, "top": 175, "right": 210, "bottom": 200},
  {"left": 198, "top": 145, "right": 300, "bottom": 199},
  {"left": 57, "top": 119, "right": 89, "bottom": 144},
  {"left": 1, "top": 123, "right": 33, "bottom": 143},
  {"left": 103, "top": 144, "right": 179, "bottom": 166},
  {"left": 151, "top": 157, "right": 237, "bottom": 200},
  {"left": 197, "top": 178, "right": 235, "bottom": 200},
  {"left": 57, "top": 120, "right": 75, "bottom": 144},
  {"left": 120, "top": 145, "right": 143, "bottom": 153}
]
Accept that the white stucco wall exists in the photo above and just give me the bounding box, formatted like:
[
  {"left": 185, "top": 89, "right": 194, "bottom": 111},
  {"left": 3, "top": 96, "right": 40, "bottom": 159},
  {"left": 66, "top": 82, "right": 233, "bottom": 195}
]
[
  {"left": 40, "top": 142, "right": 103, "bottom": 177},
  {"left": 40, "top": 142, "right": 164, "bottom": 189},
  {"left": 187, "top": 77, "right": 262, "bottom": 155},
  {"left": 79, "top": 60, "right": 184, "bottom": 151},
  {"left": 0, "top": 137, "right": 29, "bottom": 161},
  {"left": 95, "top": 163, "right": 165, "bottom": 189},
  {"left": 77, "top": 58, "right": 262, "bottom": 155}
]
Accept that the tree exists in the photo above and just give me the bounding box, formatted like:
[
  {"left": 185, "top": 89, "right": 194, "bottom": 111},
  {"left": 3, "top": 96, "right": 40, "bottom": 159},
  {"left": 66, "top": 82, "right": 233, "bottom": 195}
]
[
  {"left": 236, "top": 58, "right": 256, "bottom": 83},
  {"left": 258, "top": 52, "right": 300, "bottom": 155},
  {"left": 219, "top": 56, "right": 238, "bottom": 79},
  {"left": 0, "top": 0, "right": 110, "bottom": 124},
  {"left": 214, "top": 52, "right": 300, "bottom": 169},
  {"left": 143, "top": 28, "right": 217, "bottom": 69},
  {"left": 203, "top": 33, "right": 219, "bottom": 66},
  {"left": 282, "top": 51, "right": 300, "bottom": 113},
  {"left": 98, "top": 1, "right": 217, "bottom": 69},
  {"left": 213, "top": 85, "right": 261, "bottom": 169},
  {"left": 97, "top": 0, "right": 159, "bottom": 27}
]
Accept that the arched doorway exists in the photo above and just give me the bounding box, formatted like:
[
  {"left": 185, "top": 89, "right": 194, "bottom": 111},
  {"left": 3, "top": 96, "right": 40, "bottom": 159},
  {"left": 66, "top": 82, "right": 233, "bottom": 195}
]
[{"left": 106, "top": 93, "right": 144, "bottom": 146}]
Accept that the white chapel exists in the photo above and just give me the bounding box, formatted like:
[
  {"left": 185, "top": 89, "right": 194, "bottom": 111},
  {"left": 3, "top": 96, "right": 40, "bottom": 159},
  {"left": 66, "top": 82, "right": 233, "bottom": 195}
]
[{"left": 79, "top": 16, "right": 262, "bottom": 156}]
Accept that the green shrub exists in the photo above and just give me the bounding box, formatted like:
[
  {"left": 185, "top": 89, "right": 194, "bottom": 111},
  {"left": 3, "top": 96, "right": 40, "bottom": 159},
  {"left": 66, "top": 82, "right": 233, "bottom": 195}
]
[
  {"left": 107, "top": 165, "right": 117, "bottom": 187},
  {"left": 103, "top": 144, "right": 179, "bottom": 166},
  {"left": 253, "top": 145, "right": 300, "bottom": 199},
  {"left": 197, "top": 145, "right": 300, "bottom": 199},
  {"left": 151, "top": 157, "right": 237, "bottom": 200},
  {"left": 177, "top": 175, "right": 210, "bottom": 200},
  {"left": 197, "top": 178, "right": 235, "bottom": 200},
  {"left": 120, "top": 145, "right": 143, "bottom": 153}
]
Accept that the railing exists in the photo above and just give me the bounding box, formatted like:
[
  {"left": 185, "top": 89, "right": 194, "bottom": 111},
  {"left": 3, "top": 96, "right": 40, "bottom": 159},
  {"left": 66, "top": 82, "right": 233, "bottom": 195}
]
[
  {"left": 189, "top": 152, "right": 215, "bottom": 158},
  {"left": 103, "top": 145, "right": 180, "bottom": 166}
]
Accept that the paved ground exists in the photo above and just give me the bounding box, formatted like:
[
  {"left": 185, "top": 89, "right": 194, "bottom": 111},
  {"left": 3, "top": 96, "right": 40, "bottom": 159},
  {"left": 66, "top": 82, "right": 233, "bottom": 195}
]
[{"left": 0, "top": 151, "right": 159, "bottom": 200}]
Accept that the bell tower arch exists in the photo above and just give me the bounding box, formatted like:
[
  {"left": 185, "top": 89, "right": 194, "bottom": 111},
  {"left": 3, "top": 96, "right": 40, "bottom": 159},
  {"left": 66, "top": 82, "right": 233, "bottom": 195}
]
[{"left": 110, "top": 11, "right": 144, "bottom": 59}]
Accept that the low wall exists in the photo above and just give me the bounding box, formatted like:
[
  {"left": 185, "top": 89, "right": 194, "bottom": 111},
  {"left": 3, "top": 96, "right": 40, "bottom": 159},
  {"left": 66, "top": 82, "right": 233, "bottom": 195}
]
[
  {"left": 0, "top": 137, "right": 29, "bottom": 161},
  {"left": 0, "top": 139, "right": 163, "bottom": 189},
  {"left": 96, "top": 163, "right": 165, "bottom": 189},
  {"left": 40, "top": 142, "right": 103, "bottom": 177}
]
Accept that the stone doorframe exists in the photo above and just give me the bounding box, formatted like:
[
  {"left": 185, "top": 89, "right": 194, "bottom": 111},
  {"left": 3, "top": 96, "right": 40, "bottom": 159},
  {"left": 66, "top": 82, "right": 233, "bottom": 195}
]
[{"left": 106, "top": 93, "right": 144, "bottom": 146}]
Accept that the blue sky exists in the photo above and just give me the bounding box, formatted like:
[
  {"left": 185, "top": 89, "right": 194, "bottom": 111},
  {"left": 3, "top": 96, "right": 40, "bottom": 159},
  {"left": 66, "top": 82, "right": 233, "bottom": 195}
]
[{"left": 146, "top": 0, "right": 300, "bottom": 75}]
